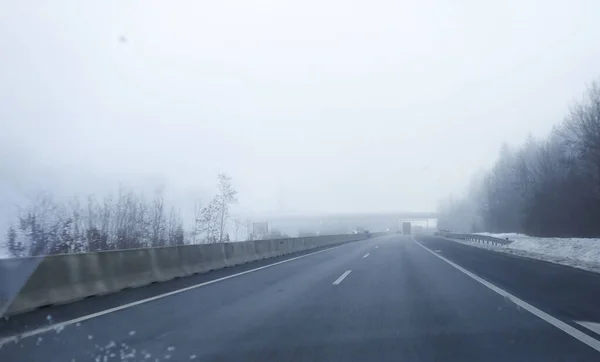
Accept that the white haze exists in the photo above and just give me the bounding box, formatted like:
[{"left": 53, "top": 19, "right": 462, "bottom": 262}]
[{"left": 2, "top": 0, "right": 600, "bottom": 227}]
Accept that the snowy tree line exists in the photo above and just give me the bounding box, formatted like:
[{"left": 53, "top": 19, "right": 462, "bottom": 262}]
[
  {"left": 439, "top": 79, "right": 600, "bottom": 237},
  {"left": 3, "top": 174, "right": 238, "bottom": 257}
]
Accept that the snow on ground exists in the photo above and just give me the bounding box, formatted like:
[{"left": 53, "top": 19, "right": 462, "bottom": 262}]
[{"left": 446, "top": 232, "right": 600, "bottom": 274}]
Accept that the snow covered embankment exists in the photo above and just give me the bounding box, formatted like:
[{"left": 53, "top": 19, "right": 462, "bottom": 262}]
[{"left": 450, "top": 233, "right": 600, "bottom": 274}]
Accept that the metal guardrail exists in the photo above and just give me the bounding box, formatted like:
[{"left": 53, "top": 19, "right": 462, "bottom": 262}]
[{"left": 435, "top": 232, "right": 513, "bottom": 246}]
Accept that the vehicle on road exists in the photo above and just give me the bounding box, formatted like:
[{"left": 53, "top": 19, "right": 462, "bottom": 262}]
[{"left": 402, "top": 222, "right": 411, "bottom": 235}]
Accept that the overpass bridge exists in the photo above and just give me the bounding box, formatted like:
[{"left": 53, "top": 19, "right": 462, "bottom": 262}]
[{"left": 261, "top": 211, "right": 438, "bottom": 236}]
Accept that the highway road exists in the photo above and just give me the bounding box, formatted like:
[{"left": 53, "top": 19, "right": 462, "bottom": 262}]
[{"left": 1, "top": 234, "right": 600, "bottom": 361}]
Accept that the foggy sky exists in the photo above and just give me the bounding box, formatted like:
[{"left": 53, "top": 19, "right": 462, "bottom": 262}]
[{"left": 3, "top": 0, "right": 600, "bottom": 220}]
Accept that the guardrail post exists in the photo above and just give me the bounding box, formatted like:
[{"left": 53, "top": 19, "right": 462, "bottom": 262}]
[{"left": 443, "top": 232, "right": 512, "bottom": 246}]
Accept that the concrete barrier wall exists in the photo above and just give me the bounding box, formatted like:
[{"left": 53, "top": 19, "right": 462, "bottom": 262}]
[{"left": 0, "top": 233, "right": 372, "bottom": 317}]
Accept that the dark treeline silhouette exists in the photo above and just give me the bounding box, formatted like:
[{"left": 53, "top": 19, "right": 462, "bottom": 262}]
[
  {"left": 3, "top": 174, "right": 237, "bottom": 257},
  {"left": 439, "top": 79, "right": 600, "bottom": 238}
]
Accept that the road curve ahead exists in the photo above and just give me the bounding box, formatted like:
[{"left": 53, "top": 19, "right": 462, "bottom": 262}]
[{"left": 1, "top": 234, "right": 600, "bottom": 361}]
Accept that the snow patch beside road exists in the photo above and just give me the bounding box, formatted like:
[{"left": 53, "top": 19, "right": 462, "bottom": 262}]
[
  {"left": 479, "top": 233, "right": 600, "bottom": 264},
  {"left": 446, "top": 233, "right": 600, "bottom": 274}
]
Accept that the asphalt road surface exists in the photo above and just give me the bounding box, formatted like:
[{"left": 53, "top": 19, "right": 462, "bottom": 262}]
[{"left": 1, "top": 234, "right": 600, "bottom": 361}]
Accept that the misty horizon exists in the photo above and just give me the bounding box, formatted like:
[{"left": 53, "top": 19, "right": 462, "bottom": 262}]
[{"left": 3, "top": 0, "right": 600, "bottom": 227}]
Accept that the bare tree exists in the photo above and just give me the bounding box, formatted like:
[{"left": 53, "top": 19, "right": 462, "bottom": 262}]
[
  {"left": 200, "top": 198, "right": 220, "bottom": 243},
  {"left": 149, "top": 190, "right": 166, "bottom": 247},
  {"left": 97, "top": 195, "right": 112, "bottom": 250},
  {"left": 5, "top": 226, "right": 24, "bottom": 257},
  {"left": 215, "top": 174, "right": 238, "bottom": 243},
  {"left": 68, "top": 197, "right": 85, "bottom": 253},
  {"left": 17, "top": 194, "right": 59, "bottom": 256},
  {"left": 114, "top": 188, "right": 147, "bottom": 249},
  {"left": 564, "top": 80, "right": 600, "bottom": 198},
  {"left": 167, "top": 206, "right": 185, "bottom": 246},
  {"left": 232, "top": 218, "right": 246, "bottom": 241},
  {"left": 86, "top": 196, "right": 102, "bottom": 252},
  {"left": 190, "top": 199, "right": 203, "bottom": 244}
]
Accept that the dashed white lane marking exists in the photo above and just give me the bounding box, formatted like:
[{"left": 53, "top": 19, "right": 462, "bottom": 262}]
[
  {"left": 434, "top": 250, "right": 442, "bottom": 253},
  {"left": 333, "top": 270, "right": 352, "bottom": 285},
  {"left": 577, "top": 321, "right": 600, "bottom": 336},
  {"left": 375, "top": 245, "right": 379, "bottom": 249},
  {"left": 412, "top": 237, "right": 600, "bottom": 353},
  {"left": 363, "top": 253, "right": 370, "bottom": 258},
  {"left": 0, "top": 242, "right": 352, "bottom": 347}
]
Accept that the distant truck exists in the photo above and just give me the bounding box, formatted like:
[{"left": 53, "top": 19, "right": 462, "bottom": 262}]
[{"left": 402, "top": 222, "right": 412, "bottom": 235}]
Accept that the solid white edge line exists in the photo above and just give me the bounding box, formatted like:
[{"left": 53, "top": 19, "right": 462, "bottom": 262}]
[
  {"left": 363, "top": 253, "right": 370, "bottom": 258},
  {"left": 332, "top": 270, "right": 352, "bottom": 285},
  {"left": 577, "top": 321, "right": 600, "bottom": 336},
  {"left": 411, "top": 237, "right": 600, "bottom": 353},
  {"left": 0, "top": 242, "right": 351, "bottom": 347}
]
